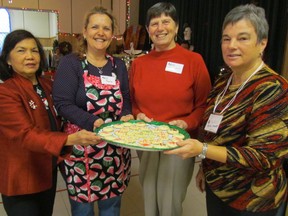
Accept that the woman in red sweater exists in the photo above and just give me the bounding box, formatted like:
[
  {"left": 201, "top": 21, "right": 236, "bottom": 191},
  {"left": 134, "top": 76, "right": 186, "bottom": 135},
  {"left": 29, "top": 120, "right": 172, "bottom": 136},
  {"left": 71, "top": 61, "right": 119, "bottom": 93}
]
[{"left": 129, "top": 2, "right": 211, "bottom": 216}]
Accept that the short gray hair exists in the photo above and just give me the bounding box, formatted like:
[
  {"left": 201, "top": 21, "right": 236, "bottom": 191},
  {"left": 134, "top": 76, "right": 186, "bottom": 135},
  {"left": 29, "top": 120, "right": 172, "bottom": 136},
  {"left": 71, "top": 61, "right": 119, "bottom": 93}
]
[{"left": 222, "top": 4, "right": 269, "bottom": 43}]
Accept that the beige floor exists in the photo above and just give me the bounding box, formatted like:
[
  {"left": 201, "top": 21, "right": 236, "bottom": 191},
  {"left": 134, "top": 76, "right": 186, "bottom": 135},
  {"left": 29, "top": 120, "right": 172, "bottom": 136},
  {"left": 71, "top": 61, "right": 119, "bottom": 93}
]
[{"left": 0, "top": 150, "right": 207, "bottom": 216}]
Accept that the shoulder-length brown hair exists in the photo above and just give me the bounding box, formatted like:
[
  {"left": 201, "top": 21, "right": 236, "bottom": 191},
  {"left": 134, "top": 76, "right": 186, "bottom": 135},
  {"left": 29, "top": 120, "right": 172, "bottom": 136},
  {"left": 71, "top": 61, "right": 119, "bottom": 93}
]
[{"left": 76, "top": 6, "right": 116, "bottom": 60}]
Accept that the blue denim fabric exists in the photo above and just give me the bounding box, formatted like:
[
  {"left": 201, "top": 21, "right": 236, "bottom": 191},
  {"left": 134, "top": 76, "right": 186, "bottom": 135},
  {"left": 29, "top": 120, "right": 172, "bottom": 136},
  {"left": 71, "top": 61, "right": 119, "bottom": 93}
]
[
  {"left": 69, "top": 196, "right": 121, "bottom": 216},
  {"left": 98, "top": 196, "right": 121, "bottom": 216}
]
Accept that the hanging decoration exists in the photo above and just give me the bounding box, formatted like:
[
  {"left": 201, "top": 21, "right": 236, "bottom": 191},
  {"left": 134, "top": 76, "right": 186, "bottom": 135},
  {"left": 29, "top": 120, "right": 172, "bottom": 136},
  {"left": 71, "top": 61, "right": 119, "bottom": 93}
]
[
  {"left": 126, "top": 0, "right": 130, "bottom": 28},
  {"left": 58, "top": 32, "right": 81, "bottom": 37},
  {"left": 58, "top": 32, "right": 82, "bottom": 41}
]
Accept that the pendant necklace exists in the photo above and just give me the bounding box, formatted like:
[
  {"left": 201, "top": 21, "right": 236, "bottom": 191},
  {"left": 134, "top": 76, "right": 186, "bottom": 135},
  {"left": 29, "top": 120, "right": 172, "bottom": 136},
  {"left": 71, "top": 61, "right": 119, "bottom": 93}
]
[
  {"left": 86, "top": 54, "right": 106, "bottom": 74},
  {"left": 95, "top": 59, "right": 107, "bottom": 74},
  {"left": 95, "top": 66, "right": 104, "bottom": 74}
]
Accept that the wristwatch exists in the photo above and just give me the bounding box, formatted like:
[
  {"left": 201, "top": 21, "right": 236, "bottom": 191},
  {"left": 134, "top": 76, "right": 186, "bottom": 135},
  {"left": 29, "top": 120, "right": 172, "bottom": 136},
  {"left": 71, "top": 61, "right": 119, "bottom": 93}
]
[{"left": 197, "top": 142, "right": 208, "bottom": 159}]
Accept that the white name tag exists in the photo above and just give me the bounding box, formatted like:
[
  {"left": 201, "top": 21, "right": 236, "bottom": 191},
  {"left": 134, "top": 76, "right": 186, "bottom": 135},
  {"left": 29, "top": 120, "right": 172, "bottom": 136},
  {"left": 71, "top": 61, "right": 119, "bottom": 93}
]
[
  {"left": 100, "top": 75, "right": 116, "bottom": 85},
  {"left": 204, "top": 113, "right": 223, "bottom": 134},
  {"left": 165, "top": 61, "right": 184, "bottom": 74}
]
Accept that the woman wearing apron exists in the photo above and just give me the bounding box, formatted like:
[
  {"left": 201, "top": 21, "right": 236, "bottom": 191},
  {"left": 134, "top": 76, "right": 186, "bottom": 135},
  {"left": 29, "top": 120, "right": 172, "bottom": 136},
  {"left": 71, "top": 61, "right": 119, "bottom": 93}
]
[{"left": 52, "top": 6, "right": 133, "bottom": 216}]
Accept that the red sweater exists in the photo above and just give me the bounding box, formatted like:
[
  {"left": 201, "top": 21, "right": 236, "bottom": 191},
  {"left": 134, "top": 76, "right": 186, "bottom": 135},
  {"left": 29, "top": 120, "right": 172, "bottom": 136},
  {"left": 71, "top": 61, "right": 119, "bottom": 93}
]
[{"left": 130, "top": 44, "right": 211, "bottom": 136}]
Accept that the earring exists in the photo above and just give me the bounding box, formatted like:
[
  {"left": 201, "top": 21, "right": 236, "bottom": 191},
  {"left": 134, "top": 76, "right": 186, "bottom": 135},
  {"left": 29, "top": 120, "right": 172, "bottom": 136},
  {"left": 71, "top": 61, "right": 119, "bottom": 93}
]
[
  {"left": 259, "top": 52, "right": 263, "bottom": 57},
  {"left": 8, "top": 64, "right": 11, "bottom": 70}
]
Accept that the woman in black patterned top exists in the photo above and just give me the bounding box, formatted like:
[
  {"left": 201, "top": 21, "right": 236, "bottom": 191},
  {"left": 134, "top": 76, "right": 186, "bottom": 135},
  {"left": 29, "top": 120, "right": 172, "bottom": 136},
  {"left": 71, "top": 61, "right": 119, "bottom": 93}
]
[{"left": 166, "top": 4, "right": 288, "bottom": 216}]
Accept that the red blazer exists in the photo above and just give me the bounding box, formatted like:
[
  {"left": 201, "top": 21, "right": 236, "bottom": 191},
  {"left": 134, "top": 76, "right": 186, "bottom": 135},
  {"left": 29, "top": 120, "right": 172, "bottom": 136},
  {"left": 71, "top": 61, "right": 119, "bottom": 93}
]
[{"left": 0, "top": 73, "right": 68, "bottom": 196}]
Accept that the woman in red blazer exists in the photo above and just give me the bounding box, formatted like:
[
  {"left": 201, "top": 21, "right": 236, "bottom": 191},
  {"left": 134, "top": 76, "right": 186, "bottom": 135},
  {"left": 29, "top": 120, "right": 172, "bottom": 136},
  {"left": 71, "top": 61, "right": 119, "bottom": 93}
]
[{"left": 0, "top": 30, "right": 101, "bottom": 216}]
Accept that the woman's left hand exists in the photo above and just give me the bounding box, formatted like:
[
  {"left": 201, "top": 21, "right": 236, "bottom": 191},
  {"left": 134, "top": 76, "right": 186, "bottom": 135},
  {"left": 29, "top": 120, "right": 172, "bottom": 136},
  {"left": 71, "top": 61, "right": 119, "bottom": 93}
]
[
  {"left": 120, "top": 114, "right": 134, "bottom": 122},
  {"left": 164, "top": 139, "right": 203, "bottom": 159},
  {"left": 168, "top": 119, "right": 188, "bottom": 129},
  {"left": 93, "top": 118, "right": 104, "bottom": 131},
  {"left": 196, "top": 165, "right": 206, "bottom": 193}
]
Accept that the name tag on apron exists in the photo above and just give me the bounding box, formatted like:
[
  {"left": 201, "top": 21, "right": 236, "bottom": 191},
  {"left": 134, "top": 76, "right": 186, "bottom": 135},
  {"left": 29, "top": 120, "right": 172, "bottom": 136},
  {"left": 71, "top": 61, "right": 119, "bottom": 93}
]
[{"left": 100, "top": 75, "right": 116, "bottom": 85}]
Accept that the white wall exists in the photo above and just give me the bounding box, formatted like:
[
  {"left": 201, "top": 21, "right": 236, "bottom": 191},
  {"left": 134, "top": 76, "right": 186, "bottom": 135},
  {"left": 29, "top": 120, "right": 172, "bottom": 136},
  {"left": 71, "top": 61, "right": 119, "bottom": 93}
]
[
  {"left": 8, "top": 9, "right": 24, "bottom": 30},
  {"left": 24, "top": 10, "right": 50, "bottom": 38},
  {"left": 0, "top": 0, "right": 140, "bottom": 35},
  {"left": 49, "top": 12, "right": 58, "bottom": 38},
  {"left": 7, "top": 8, "right": 58, "bottom": 38}
]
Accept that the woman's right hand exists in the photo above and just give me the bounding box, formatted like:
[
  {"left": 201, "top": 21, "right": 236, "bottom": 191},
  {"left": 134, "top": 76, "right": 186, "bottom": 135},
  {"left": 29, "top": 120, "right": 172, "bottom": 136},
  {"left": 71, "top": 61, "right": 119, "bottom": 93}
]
[
  {"left": 136, "top": 112, "right": 153, "bottom": 122},
  {"left": 196, "top": 165, "right": 206, "bottom": 193},
  {"left": 66, "top": 129, "right": 102, "bottom": 146}
]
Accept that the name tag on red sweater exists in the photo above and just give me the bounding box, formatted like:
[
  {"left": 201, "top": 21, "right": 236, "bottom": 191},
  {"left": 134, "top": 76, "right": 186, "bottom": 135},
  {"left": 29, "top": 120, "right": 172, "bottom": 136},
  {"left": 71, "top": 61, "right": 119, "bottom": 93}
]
[{"left": 165, "top": 61, "right": 184, "bottom": 74}]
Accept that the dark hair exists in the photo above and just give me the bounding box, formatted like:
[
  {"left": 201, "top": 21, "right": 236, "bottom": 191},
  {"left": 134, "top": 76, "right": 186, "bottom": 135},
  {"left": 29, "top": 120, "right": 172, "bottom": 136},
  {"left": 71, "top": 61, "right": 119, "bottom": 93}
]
[
  {"left": 58, "top": 41, "right": 72, "bottom": 55},
  {"left": 0, "top": 29, "right": 46, "bottom": 81},
  {"left": 183, "top": 23, "right": 190, "bottom": 30},
  {"left": 77, "top": 6, "right": 116, "bottom": 59},
  {"left": 146, "top": 2, "right": 179, "bottom": 27},
  {"left": 181, "top": 40, "right": 190, "bottom": 46}
]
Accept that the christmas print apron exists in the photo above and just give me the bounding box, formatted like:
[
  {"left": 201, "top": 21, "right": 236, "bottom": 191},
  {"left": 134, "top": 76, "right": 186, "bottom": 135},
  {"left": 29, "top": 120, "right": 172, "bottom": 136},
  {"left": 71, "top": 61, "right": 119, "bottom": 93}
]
[{"left": 61, "top": 55, "right": 131, "bottom": 203}]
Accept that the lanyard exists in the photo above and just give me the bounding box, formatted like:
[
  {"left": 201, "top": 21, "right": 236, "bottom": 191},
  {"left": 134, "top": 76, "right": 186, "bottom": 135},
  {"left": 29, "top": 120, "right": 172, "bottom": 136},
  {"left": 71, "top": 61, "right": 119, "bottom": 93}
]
[{"left": 213, "top": 61, "right": 264, "bottom": 114}]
